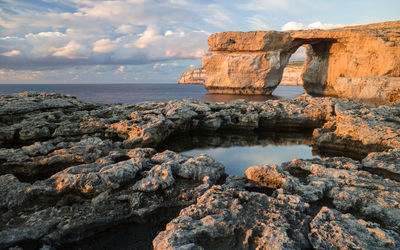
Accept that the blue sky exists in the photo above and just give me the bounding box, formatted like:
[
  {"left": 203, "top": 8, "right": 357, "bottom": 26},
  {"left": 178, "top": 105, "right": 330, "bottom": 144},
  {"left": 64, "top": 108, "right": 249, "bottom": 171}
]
[{"left": 0, "top": 0, "right": 399, "bottom": 84}]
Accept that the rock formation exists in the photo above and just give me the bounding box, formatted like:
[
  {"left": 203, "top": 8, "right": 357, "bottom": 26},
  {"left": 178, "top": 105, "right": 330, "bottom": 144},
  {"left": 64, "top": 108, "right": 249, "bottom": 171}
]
[
  {"left": 179, "top": 61, "right": 304, "bottom": 87},
  {"left": 1, "top": 92, "right": 400, "bottom": 249},
  {"left": 201, "top": 21, "right": 400, "bottom": 103},
  {"left": 178, "top": 68, "right": 206, "bottom": 85},
  {"left": 280, "top": 61, "right": 304, "bottom": 86}
]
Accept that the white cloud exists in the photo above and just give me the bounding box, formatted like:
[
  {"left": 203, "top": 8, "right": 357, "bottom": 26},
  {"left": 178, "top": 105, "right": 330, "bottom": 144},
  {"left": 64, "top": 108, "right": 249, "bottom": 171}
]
[
  {"left": 308, "top": 21, "right": 345, "bottom": 29},
  {"left": 281, "top": 22, "right": 308, "bottom": 31},
  {"left": 115, "top": 24, "right": 134, "bottom": 34},
  {"left": 93, "top": 38, "right": 120, "bottom": 53},
  {"left": 134, "top": 26, "right": 163, "bottom": 49},
  {"left": 53, "top": 41, "right": 88, "bottom": 59},
  {"left": 282, "top": 21, "right": 344, "bottom": 31},
  {"left": 1, "top": 50, "right": 21, "bottom": 56},
  {"left": 24, "top": 31, "right": 69, "bottom": 57},
  {"left": 132, "top": 27, "right": 209, "bottom": 59},
  {"left": 116, "top": 65, "right": 125, "bottom": 73},
  {"left": 165, "top": 30, "right": 185, "bottom": 37}
]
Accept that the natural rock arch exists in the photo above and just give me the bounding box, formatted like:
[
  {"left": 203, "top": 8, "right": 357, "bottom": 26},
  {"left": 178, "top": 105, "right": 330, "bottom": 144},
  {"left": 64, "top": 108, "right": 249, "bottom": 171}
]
[{"left": 200, "top": 21, "right": 400, "bottom": 102}]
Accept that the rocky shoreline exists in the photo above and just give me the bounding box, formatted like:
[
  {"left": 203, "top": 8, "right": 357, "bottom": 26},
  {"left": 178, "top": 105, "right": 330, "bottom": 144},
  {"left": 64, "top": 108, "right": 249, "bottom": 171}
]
[{"left": 1, "top": 92, "right": 399, "bottom": 249}]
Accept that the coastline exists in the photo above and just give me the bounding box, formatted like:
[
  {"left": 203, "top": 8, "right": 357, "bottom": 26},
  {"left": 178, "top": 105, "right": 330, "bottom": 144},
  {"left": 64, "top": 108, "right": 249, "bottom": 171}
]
[{"left": 1, "top": 92, "right": 399, "bottom": 249}]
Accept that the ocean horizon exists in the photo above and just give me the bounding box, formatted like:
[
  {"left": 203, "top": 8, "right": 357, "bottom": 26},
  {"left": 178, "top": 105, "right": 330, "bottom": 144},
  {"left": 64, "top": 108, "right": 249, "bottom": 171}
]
[{"left": 0, "top": 83, "right": 305, "bottom": 104}]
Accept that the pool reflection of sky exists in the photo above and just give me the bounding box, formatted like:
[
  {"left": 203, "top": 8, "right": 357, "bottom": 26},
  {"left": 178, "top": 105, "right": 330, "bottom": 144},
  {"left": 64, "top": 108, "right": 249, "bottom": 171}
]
[{"left": 182, "top": 144, "right": 317, "bottom": 176}]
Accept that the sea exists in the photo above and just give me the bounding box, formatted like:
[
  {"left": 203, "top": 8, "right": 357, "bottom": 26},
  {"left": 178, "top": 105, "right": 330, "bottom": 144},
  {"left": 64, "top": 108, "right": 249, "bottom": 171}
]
[{"left": 0, "top": 83, "right": 304, "bottom": 104}]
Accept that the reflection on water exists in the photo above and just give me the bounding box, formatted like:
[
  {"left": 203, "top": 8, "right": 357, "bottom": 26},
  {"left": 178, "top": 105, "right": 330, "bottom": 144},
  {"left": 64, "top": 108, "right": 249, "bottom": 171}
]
[
  {"left": 203, "top": 86, "right": 305, "bottom": 102},
  {"left": 158, "top": 130, "right": 319, "bottom": 176},
  {"left": 203, "top": 94, "right": 280, "bottom": 102}
]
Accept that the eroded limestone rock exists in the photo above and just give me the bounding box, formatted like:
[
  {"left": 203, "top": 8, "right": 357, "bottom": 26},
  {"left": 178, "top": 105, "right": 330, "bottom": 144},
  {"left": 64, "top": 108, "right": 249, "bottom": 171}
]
[
  {"left": 1, "top": 92, "right": 399, "bottom": 249},
  {"left": 309, "top": 207, "right": 400, "bottom": 249},
  {"left": 154, "top": 153, "right": 400, "bottom": 249},
  {"left": 153, "top": 186, "right": 311, "bottom": 249},
  {"left": 0, "top": 149, "right": 224, "bottom": 249},
  {"left": 178, "top": 68, "right": 206, "bottom": 85},
  {"left": 202, "top": 21, "right": 400, "bottom": 103}
]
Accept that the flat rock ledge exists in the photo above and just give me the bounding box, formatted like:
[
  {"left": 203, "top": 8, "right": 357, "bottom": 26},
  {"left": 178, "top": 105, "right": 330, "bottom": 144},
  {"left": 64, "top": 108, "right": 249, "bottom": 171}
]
[{"left": 0, "top": 92, "right": 399, "bottom": 249}]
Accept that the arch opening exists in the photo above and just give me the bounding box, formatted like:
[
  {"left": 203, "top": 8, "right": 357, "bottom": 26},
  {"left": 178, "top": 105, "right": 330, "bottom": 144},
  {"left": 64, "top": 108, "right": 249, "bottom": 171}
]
[
  {"left": 272, "top": 39, "right": 336, "bottom": 96},
  {"left": 279, "top": 46, "right": 306, "bottom": 87}
]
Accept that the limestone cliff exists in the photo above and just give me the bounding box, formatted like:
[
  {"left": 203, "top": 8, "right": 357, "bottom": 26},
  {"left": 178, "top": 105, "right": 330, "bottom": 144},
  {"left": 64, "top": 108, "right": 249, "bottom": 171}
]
[
  {"left": 179, "top": 62, "right": 303, "bottom": 87},
  {"left": 202, "top": 20, "right": 400, "bottom": 102},
  {"left": 280, "top": 61, "right": 304, "bottom": 86},
  {"left": 178, "top": 68, "right": 206, "bottom": 85}
]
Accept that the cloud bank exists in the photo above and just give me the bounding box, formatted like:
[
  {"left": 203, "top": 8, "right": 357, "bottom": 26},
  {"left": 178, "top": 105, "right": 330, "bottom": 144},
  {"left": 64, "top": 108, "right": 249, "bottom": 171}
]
[
  {"left": 0, "top": 0, "right": 211, "bottom": 71},
  {"left": 1, "top": 0, "right": 397, "bottom": 83}
]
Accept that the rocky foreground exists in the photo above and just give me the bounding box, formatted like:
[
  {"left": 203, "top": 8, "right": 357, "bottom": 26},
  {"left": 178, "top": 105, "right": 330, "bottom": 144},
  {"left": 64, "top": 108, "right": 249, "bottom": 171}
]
[{"left": 0, "top": 92, "right": 399, "bottom": 249}]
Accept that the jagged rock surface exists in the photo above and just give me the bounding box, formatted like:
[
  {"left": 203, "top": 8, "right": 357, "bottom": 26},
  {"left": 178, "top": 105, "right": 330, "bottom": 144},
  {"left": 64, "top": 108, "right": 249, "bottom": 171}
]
[
  {"left": 155, "top": 152, "right": 400, "bottom": 249},
  {"left": 0, "top": 148, "right": 224, "bottom": 249},
  {"left": 153, "top": 186, "right": 312, "bottom": 249},
  {"left": 202, "top": 21, "right": 400, "bottom": 103},
  {"left": 0, "top": 92, "right": 399, "bottom": 249}
]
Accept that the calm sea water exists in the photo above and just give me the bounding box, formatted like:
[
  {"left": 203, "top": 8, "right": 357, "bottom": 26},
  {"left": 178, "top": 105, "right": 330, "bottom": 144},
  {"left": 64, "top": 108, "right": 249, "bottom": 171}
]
[
  {"left": 0, "top": 84, "right": 304, "bottom": 104},
  {"left": 158, "top": 131, "right": 318, "bottom": 176}
]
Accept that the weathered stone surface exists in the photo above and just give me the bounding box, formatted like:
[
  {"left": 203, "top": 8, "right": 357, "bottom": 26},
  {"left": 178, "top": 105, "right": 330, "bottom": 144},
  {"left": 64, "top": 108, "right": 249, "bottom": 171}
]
[
  {"left": 0, "top": 148, "right": 223, "bottom": 249},
  {"left": 153, "top": 186, "right": 311, "bottom": 249},
  {"left": 362, "top": 148, "right": 400, "bottom": 178},
  {"left": 334, "top": 77, "right": 400, "bottom": 104},
  {"left": 1, "top": 92, "right": 400, "bottom": 249},
  {"left": 179, "top": 62, "right": 304, "bottom": 89},
  {"left": 1, "top": 92, "right": 399, "bottom": 170},
  {"left": 202, "top": 52, "right": 283, "bottom": 95},
  {"left": 309, "top": 207, "right": 400, "bottom": 249},
  {"left": 280, "top": 61, "right": 304, "bottom": 86},
  {"left": 312, "top": 100, "right": 400, "bottom": 157},
  {"left": 155, "top": 153, "right": 400, "bottom": 249},
  {"left": 178, "top": 68, "right": 206, "bottom": 85},
  {"left": 0, "top": 136, "right": 121, "bottom": 181},
  {"left": 202, "top": 21, "right": 400, "bottom": 103}
]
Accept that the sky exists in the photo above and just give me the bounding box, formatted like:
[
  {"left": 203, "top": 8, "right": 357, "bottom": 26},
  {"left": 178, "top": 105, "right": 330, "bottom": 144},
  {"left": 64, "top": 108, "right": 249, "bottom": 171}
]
[{"left": 0, "top": 0, "right": 399, "bottom": 84}]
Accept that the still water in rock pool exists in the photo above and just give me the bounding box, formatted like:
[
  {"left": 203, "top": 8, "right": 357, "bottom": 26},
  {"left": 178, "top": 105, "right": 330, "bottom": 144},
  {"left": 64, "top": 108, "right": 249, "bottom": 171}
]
[{"left": 158, "top": 131, "right": 319, "bottom": 176}]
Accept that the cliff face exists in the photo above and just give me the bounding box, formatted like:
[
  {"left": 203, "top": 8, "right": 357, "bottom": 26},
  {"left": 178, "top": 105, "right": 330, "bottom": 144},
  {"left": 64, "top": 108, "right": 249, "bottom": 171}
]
[
  {"left": 280, "top": 61, "right": 304, "bottom": 86},
  {"left": 179, "top": 62, "right": 303, "bottom": 87},
  {"left": 201, "top": 21, "right": 400, "bottom": 101},
  {"left": 178, "top": 68, "right": 206, "bottom": 85}
]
